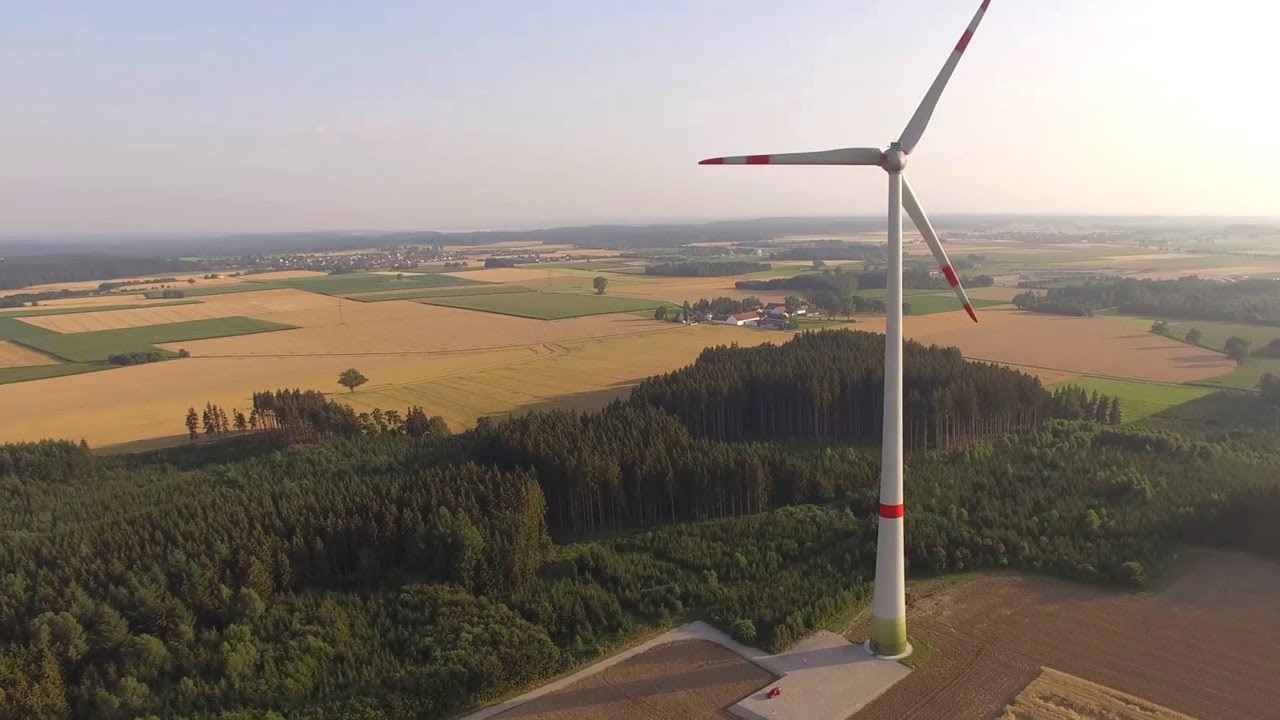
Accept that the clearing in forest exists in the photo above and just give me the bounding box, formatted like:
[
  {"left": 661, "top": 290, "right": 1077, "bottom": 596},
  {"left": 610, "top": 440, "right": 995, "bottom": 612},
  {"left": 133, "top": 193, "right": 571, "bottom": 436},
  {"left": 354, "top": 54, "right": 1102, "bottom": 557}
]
[
  {"left": 1000, "top": 668, "right": 1196, "bottom": 720},
  {"left": 852, "top": 550, "right": 1280, "bottom": 720}
]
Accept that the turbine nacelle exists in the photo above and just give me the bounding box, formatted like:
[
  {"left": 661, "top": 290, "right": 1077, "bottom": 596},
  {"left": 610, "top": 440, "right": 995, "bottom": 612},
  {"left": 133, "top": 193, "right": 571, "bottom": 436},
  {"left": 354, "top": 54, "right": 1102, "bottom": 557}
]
[{"left": 880, "top": 144, "right": 907, "bottom": 174}]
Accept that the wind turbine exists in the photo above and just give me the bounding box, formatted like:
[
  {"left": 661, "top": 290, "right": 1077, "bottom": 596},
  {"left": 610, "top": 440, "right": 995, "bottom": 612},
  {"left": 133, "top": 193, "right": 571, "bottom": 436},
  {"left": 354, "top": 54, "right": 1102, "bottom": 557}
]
[{"left": 698, "top": 0, "right": 993, "bottom": 658}]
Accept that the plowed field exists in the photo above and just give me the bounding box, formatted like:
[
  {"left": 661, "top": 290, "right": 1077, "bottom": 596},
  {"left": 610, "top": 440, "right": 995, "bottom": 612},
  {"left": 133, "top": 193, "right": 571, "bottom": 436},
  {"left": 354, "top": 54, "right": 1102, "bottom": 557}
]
[{"left": 852, "top": 551, "right": 1280, "bottom": 720}]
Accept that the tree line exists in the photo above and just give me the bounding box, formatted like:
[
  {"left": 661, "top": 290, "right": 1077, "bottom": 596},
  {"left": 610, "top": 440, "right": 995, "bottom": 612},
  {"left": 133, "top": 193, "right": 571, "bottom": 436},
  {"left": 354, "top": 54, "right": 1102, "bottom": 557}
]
[
  {"left": 644, "top": 260, "right": 772, "bottom": 277},
  {"left": 1016, "top": 276, "right": 1280, "bottom": 326}
]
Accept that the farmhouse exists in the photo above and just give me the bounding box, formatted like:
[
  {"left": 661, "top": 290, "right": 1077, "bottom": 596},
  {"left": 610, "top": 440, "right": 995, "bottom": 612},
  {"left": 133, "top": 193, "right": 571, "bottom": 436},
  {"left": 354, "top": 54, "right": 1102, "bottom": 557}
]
[
  {"left": 764, "top": 302, "right": 806, "bottom": 317},
  {"left": 713, "top": 311, "right": 761, "bottom": 327}
]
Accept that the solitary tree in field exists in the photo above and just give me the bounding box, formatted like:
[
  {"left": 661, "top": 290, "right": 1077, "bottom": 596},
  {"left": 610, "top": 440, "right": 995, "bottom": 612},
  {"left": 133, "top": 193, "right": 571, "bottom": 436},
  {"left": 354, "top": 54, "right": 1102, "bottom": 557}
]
[
  {"left": 184, "top": 408, "right": 199, "bottom": 442},
  {"left": 1225, "top": 336, "right": 1252, "bottom": 365},
  {"left": 593, "top": 276, "right": 608, "bottom": 295},
  {"left": 1150, "top": 320, "right": 1169, "bottom": 335},
  {"left": 338, "top": 368, "right": 368, "bottom": 393},
  {"left": 1185, "top": 328, "right": 1202, "bottom": 346},
  {"left": 396, "top": 273, "right": 405, "bottom": 281},
  {"left": 187, "top": 278, "right": 196, "bottom": 285},
  {"left": 653, "top": 306, "right": 668, "bottom": 321}
]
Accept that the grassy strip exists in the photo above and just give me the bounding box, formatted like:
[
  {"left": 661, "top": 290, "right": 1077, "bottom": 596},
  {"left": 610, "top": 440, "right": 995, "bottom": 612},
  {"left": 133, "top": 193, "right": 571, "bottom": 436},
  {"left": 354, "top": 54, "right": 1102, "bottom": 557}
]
[
  {"left": 0, "top": 363, "right": 111, "bottom": 385},
  {"left": 14, "top": 316, "right": 297, "bottom": 363}
]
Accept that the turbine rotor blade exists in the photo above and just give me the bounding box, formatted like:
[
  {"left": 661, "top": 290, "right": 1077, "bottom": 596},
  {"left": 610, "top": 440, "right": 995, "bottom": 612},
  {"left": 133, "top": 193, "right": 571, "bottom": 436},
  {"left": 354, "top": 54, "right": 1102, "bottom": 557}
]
[
  {"left": 699, "top": 147, "right": 883, "bottom": 166},
  {"left": 898, "top": 0, "right": 992, "bottom": 154},
  {"left": 902, "top": 176, "right": 978, "bottom": 323}
]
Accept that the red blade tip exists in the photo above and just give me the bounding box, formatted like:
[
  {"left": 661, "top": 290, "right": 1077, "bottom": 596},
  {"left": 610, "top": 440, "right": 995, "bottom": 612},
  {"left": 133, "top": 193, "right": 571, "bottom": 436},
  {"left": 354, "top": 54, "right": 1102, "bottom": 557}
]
[
  {"left": 964, "top": 303, "right": 978, "bottom": 323},
  {"left": 699, "top": 158, "right": 725, "bottom": 165}
]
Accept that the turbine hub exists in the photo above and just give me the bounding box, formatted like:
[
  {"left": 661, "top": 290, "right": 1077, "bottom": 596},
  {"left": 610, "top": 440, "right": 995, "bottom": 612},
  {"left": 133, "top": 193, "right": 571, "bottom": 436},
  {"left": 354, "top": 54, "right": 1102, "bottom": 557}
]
[{"left": 881, "top": 143, "right": 907, "bottom": 173}]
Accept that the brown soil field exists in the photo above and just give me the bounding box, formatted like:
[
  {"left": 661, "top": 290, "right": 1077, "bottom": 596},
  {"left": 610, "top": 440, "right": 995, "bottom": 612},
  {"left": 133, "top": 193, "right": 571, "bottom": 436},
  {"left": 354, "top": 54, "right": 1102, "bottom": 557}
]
[
  {"left": 446, "top": 268, "right": 576, "bottom": 283},
  {"left": 0, "top": 341, "right": 57, "bottom": 368},
  {"left": 851, "top": 551, "right": 1280, "bottom": 720},
  {"left": 1000, "top": 668, "right": 1196, "bottom": 720},
  {"left": 19, "top": 289, "right": 338, "bottom": 332},
  {"left": 855, "top": 307, "right": 1235, "bottom": 383},
  {"left": 0, "top": 323, "right": 770, "bottom": 448},
  {"left": 492, "top": 640, "right": 775, "bottom": 720}
]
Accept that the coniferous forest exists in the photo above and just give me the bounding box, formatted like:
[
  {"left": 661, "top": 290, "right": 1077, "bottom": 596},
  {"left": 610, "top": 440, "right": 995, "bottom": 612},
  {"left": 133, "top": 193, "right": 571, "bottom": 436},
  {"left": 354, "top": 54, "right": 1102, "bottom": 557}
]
[{"left": 1, "top": 329, "right": 1278, "bottom": 719}]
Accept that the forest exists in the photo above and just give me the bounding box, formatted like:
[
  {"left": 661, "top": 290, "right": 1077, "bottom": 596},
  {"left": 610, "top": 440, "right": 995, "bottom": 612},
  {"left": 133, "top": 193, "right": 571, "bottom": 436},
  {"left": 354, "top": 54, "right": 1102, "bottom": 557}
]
[
  {"left": 643, "top": 261, "right": 771, "bottom": 277},
  {"left": 1015, "top": 276, "right": 1280, "bottom": 325},
  {"left": 0, "top": 330, "right": 1276, "bottom": 719},
  {"left": 0, "top": 255, "right": 200, "bottom": 293}
]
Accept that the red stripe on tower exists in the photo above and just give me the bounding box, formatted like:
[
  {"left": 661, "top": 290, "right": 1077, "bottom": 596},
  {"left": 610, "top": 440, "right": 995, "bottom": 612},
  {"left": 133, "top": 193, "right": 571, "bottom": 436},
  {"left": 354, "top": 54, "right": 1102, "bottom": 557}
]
[
  {"left": 942, "top": 265, "right": 959, "bottom": 287},
  {"left": 699, "top": 158, "right": 725, "bottom": 165},
  {"left": 746, "top": 155, "right": 771, "bottom": 165},
  {"left": 879, "top": 503, "right": 905, "bottom": 519},
  {"left": 956, "top": 29, "right": 975, "bottom": 54}
]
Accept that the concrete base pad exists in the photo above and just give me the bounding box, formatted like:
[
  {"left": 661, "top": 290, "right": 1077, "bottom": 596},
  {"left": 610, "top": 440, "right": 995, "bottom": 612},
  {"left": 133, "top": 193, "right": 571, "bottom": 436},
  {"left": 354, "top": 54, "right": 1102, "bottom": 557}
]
[{"left": 731, "top": 631, "right": 911, "bottom": 720}]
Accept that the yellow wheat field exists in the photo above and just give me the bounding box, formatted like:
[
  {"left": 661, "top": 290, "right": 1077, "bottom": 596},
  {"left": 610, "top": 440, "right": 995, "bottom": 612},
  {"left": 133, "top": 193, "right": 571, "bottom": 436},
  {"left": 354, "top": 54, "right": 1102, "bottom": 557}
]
[
  {"left": 0, "top": 294, "right": 150, "bottom": 313},
  {"left": 854, "top": 307, "right": 1235, "bottom": 384},
  {"left": 1001, "top": 668, "right": 1197, "bottom": 720},
  {"left": 0, "top": 324, "right": 770, "bottom": 448},
  {"left": 19, "top": 289, "right": 340, "bottom": 333},
  {"left": 0, "top": 341, "right": 56, "bottom": 369}
]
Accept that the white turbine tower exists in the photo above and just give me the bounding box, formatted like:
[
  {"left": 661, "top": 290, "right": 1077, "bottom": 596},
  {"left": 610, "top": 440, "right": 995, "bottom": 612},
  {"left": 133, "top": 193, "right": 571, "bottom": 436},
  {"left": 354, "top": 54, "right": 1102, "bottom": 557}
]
[{"left": 699, "top": 0, "right": 993, "bottom": 658}]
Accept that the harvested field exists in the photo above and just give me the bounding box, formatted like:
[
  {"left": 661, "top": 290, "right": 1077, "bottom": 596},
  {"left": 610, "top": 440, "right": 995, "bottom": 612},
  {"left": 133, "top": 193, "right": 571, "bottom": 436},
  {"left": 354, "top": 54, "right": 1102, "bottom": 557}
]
[
  {"left": 0, "top": 340, "right": 56, "bottom": 368},
  {"left": 1000, "top": 668, "right": 1196, "bottom": 720},
  {"left": 491, "top": 640, "right": 774, "bottom": 720},
  {"left": 272, "top": 272, "right": 475, "bottom": 296},
  {"left": 343, "top": 285, "right": 530, "bottom": 302},
  {"left": 852, "top": 550, "right": 1280, "bottom": 720},
  {"left": 856, "top": 307, "right": 1236, "bottom": 384},
  {"left": 446, "top": 267, "right": 575, "bottom": 283},
  {"left": 417, "top": 291, "right": 660, "bottom": 320},
  {"left": 20, "top": 290, "right": 335, "bottom": 332},
  {"left": 0, "top": 294, "right": 148, "bottom": 311}
]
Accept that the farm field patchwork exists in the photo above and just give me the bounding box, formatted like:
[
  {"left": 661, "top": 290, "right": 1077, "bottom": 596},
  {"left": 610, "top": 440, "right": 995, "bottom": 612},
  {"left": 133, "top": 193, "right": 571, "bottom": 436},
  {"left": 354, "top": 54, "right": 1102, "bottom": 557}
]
[
  {"left": 489, "top": 640, "right": 774, "bottom": 720},
  {"left": 851, "top": 551, "right": 1280, "bottom": 720},
  {"left": 904, "top": 294, "right": 1006, "bottom": 317},
  {"left": 344, "top": 284, "right": 531, "bottom": 302},
  {"left": 0, "top": 363, "right": 108, "bottom": 386},
  {"left": 0, "top": 300, "right": 200, "bottom": 318},
  {"left": 1052, "top": 376, "right": 1215, "bottom": 422},
  {"left": 444, "top": 267, "right": 578, "bottom": 283},
  {"left": 0, "top": 323, "right": 768, "bottom": 448},
  {"left": 21, "top": 289, "right": 338, "bottom": 332},
  {"left": 416, "top": 291, "right": 662, "bottom": 320},
  {"left": 17, "top": 316, "right": 297, "bottom": 363},
  {"left": 271, "top": 271, "right": 477, "bottom": 295},
  {"left": 1098, "top": 312, "right": 1280, "bottom": 353}
]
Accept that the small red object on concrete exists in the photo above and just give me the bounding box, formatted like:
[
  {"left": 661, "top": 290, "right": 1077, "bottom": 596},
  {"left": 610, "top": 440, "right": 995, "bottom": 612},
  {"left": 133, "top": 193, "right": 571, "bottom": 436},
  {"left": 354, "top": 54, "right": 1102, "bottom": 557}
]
[{"left": 767, "top": 687, "right": 782, "bottom": 699}]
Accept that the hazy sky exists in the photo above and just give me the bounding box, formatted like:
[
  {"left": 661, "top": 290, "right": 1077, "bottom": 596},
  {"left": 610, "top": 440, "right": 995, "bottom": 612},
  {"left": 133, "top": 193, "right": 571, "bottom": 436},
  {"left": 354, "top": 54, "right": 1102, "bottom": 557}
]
[{"left": 2, "top": 0, "right": 1277, "bottom": 235}]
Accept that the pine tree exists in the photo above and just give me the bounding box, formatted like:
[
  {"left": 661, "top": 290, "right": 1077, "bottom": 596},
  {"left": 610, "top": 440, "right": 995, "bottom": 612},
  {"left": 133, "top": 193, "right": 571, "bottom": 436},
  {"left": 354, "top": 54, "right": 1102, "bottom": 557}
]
[
  {"left": 1108, "top": 396, "right": 1123, "bottom": 425},
  {"left": 184, "top": 408, "right": 199, "bottom": 442}
]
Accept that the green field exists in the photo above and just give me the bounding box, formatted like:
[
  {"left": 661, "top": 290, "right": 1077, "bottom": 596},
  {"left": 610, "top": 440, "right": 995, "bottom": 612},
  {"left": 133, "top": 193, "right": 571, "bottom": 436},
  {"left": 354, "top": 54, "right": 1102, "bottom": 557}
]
[
  {"left": 1199, "top": 358, "right": 1280, "bottom": 392},
  {"left": 345, "top": 285, "right": 532, "bottom": 303},
  {"left": 1052, "top": 376, "right": 1215, "bottom": 423},
  {"left": 15, "top": 317, "right": 297, "bottom": 363},
  {"left": 0, "top": 317, "right": 55, "bottom": 342},
  {"left": 0, "top": 363, "right": 109, "bottom": 386},
  {"left": 416, "top": 291, "right": 661, "bottom": 320},
  {"left": 270, "top": 272, "right": 476, "bottom": 296},
  {"left": 1099, "top": 312, "right": 1280, "bottom": 352},
  {"left": 905, "top": 294, "right": 1007, "bottom": 317},
  {"left": 0, "top": 300, "right": 200, "bottom": 318}
]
